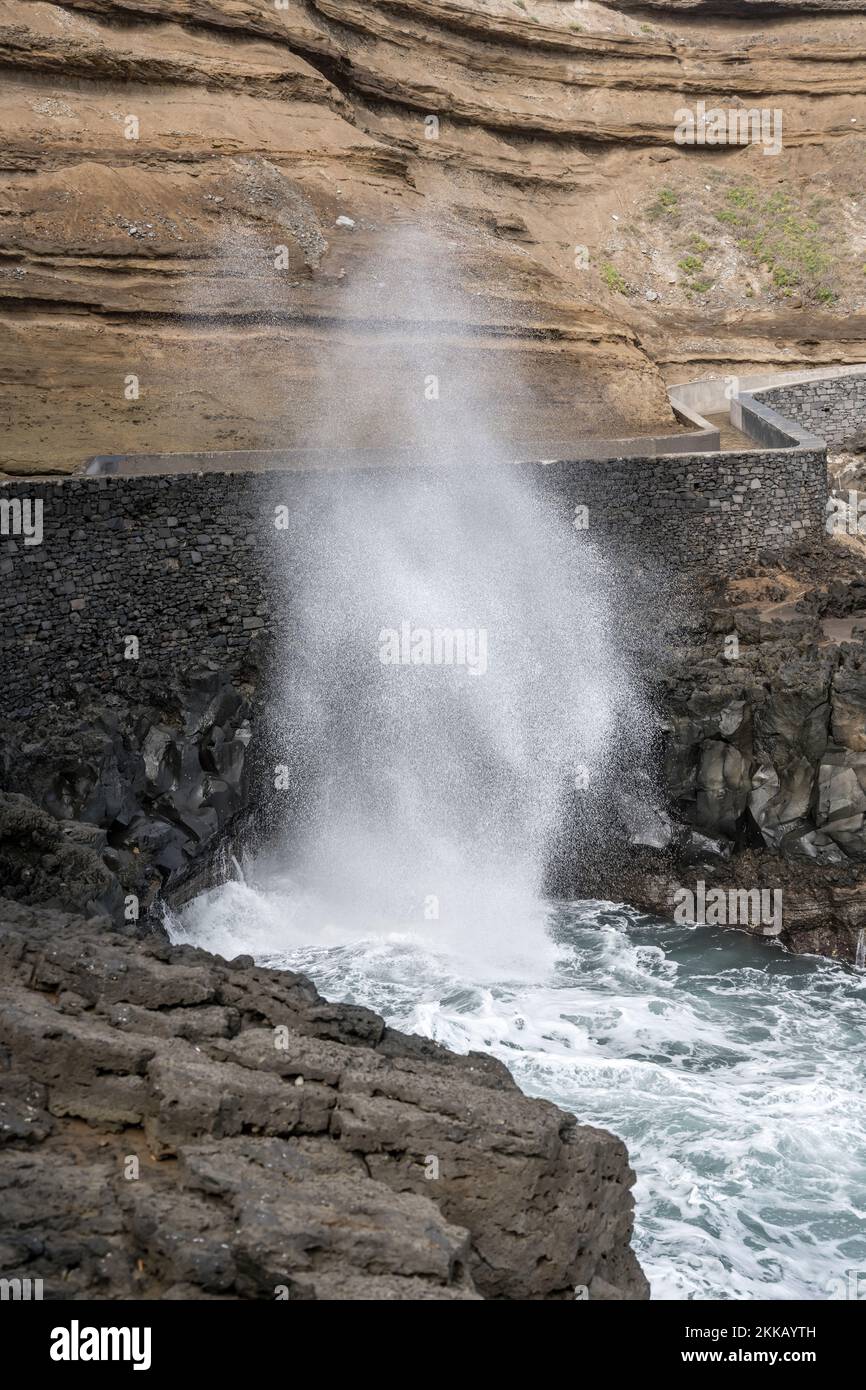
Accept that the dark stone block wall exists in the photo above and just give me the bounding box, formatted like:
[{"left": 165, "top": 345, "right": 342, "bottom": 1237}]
[
  {"left": 0, "top": 472, "right": 285, "bottom": 719},
  {"left": 0, "top": 442, "right": 828, "bottom": 718},
  {"left": 542, "top": 445, "right": 827, "bottom": 570},
  {"left": 758, "top": 375, "right": 866, "bottom": 449}
]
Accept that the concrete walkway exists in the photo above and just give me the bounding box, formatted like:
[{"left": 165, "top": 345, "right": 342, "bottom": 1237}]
[
  {"left": 703, "top": 412, "right": 756, "bottom": 451},
  {"left": 58, "top": 364, "right": 865, "bottom": 479}
]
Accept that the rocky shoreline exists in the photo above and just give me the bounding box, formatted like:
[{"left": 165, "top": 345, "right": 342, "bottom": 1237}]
[
  {"left": 4, "top": 0, "right": 866, "bottom": 1309},
  {"left": 5, "top": 525, "right": 866, "bottom": 962},
  {"left": 2, "top": 516, "right": 866, "bottom": 1298},
  {"left": 562, "top": 526, "right": 866, "bottom": 964},
  {"left": 0, "top": 714, "right": 650, "bottom": 1300},
  {"left": 0, "top": 888, "right": 648, "bottom": 1301}
]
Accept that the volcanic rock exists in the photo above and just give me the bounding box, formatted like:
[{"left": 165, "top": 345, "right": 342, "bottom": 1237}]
[{"left": 0, "top": 902, "right": 649, "bottom": 1300}]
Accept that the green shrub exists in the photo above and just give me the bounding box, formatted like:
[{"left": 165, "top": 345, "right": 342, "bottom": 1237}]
[
  {"left": 712, "top": 183, "right": 836, "bottom": 304},
  {"left": 601, "top": 262, "right": 628, "bottom": 294},
  {"left": 648, "top": 188, "right": 679, "bottom": 220}
]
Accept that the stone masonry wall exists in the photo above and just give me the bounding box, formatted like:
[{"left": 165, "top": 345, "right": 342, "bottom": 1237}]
[
  {"left": 0, "top": 473, "right": 280, "bottom": 720},
  {"left": 543, "top": 445, "right": 826, "bottom": 570},
  {"left": 0, "top": 443, "right": 828, "bottom": 718},
  {"left": 758, "top": 374, "right": 866, "bottom": 449}
]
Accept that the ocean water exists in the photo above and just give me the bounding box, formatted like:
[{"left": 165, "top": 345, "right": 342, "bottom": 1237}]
[{"left": 168, "top": 884, "right": 866, "bottom": 1301}]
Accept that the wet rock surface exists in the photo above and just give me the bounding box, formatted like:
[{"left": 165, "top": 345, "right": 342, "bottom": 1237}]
[
  {"left": 0, "top": 669, "right": 263, "bottom": 925},
  {"left": 0, "top": 903, "right": 648, "bottom": 1301},
  {"left": 571, "top": 532, "right": 866, "bottom": 963}
]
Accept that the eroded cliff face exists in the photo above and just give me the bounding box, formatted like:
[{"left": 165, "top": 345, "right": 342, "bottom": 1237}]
[
  {"left": 0, "top": 0, "right": 670, "bottom": 473},
  {"left": 4, "top": 0, "right": 866, "bottom": 473},
  {"left": 613, "top": 2, "right": 864, "bottom": 11}
]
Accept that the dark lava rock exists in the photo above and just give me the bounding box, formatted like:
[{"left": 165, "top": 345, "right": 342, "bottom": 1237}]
[
  {"left": 565, "top": 536, "right": 866, "bottom": 962},
  {"left": 0, "top": 792, "right": 123, "bottom": 922},
  {"left": 0, "top": 904, "right": 649, "bottom": 1301},
  {"left": 0, "top": 670, "right": 264, "bottom": 928}
]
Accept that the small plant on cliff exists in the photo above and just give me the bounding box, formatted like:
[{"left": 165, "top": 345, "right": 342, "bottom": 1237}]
[
  {"left": 675, "top": 235, "right": 714, "bottom": 296},
  {"left": 648, "top": 188, "right": 679, "bottom": 221},
  {"left": 601, "top": 262, "right": 628, "bottom": 294},
  {"left": 713, "top": 184, "right": 837, "bottom": 305}
]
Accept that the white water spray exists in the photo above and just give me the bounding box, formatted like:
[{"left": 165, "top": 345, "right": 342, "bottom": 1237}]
[
  {"left": 173, "top": 227, "right": 650, "bottom": 978},
  {"left": 261, "top": 463, "right": 639, "bottom": 978}
]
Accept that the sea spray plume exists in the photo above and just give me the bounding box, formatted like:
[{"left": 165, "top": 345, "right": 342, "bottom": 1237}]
[
  {"left": 547, "top": 556, "right": 689, "bottom": 901},
  {"left": 167, "top": 173, "right": 323, "bottom": 448},
  {"left": 266, "top": 217, "right": 559, "bottom": 457},
  {"left": 268, "top": 467, "right": 619, "bottom": 923},
  {"left": 248, "top": 225, "right": 655, "bottom": 977}
]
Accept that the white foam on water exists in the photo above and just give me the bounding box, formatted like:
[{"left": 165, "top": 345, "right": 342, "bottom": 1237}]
[
  {"left": 168, "top": 871, "right": 559, "bottom": 984},
  {"left": 168, "top": 890, "right": 866, "bottom": 1302}
]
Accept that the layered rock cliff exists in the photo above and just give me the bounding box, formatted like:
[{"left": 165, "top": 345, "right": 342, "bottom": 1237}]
[{"left": 5, "top": 0, "right": 866, "bottom": 473}]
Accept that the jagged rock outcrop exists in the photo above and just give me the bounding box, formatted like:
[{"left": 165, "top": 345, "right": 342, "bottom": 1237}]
[
  {"left": 570, "top": 528, "right": 866, "bottom": 961},
  {"left": 0, "top": 899, "right": 648, "bottom": 1300},
  {"left": 0, "top": 670, "right": 262, "bottom": 920},
  {"left": 0, "top": 792, "right": 123, "bottom": 920},
  {"left": 660, "top": 540, "right": 866, "bottom": 867}
]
